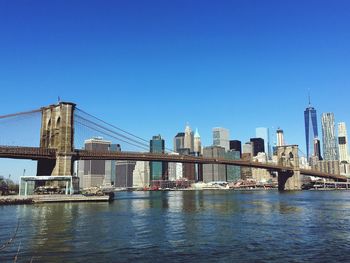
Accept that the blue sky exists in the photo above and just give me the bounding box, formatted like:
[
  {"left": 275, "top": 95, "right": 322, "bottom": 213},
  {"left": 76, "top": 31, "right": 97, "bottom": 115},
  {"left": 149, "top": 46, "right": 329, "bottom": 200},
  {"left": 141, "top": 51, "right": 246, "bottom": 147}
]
[{"left": 1, "top": 0, "right": 350, "bottom": 181}]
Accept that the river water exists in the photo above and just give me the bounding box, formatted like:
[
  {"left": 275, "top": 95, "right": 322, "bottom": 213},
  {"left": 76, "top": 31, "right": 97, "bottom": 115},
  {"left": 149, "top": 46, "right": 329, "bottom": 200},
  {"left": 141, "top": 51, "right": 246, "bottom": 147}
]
[{"left": 1, "top": 190, "right": 350, "bottom": 262}]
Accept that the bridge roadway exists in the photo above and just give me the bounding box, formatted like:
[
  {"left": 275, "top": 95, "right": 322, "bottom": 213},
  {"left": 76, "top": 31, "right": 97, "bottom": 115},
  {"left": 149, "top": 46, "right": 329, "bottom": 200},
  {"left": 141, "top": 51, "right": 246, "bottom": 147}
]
[{"left": 0, "top": 146, "right": 347, "bottom": 182}]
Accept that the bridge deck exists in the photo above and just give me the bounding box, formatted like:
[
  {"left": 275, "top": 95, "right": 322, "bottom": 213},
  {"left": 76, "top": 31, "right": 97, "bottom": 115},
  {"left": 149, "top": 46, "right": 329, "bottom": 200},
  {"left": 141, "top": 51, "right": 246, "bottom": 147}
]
[{"left": 0, "top": 146, "right": 347, "bottom": 182}]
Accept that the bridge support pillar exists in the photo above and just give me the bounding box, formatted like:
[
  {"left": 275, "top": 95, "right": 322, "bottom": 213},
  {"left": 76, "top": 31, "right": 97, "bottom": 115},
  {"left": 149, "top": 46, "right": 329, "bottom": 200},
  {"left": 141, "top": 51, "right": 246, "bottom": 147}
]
[
  {"left": 37, "top": 102, "right": 76, "bottom": 176},
  {"left": 277, "top": 145, "right": 302, "bottom": 191},
  {"left": 51, "top": 155, "right": 74, "bottom": 176},
  {"left": 278, "top": 170, "right": 302, "bottom": 191}
]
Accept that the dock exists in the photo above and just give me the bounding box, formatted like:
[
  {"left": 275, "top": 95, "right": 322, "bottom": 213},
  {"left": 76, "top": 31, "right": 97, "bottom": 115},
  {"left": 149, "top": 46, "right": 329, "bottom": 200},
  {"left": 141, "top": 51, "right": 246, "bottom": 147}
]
[{"left": 0, "top": 194, "right": 112, "bottom": 205}]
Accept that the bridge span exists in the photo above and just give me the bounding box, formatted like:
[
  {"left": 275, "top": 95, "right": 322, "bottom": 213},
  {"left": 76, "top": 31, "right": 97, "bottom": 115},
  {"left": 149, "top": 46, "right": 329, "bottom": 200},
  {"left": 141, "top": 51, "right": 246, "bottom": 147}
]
[{"left": 0, "top": 146, "right": 347, "bottom": 183}]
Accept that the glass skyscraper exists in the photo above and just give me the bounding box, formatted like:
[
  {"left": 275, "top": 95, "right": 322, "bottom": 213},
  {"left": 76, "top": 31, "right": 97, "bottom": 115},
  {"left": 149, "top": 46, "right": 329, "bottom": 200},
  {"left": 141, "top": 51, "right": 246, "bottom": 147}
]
[
  {"left": 304, "top": 101, "right": 319, "bottom": 160},
  {"left": 150, "top": 135, "right": 167, "bottom": 181},
  {"left": 321, "top": 113, "right": 338, "bottom": 161}
]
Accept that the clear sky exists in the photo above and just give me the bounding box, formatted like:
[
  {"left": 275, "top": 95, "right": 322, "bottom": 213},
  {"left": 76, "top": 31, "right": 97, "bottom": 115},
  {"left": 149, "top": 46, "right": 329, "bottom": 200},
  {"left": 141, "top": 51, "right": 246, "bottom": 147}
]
[{"left": 1, "top": 0, "right": 350, "bottom": 181}]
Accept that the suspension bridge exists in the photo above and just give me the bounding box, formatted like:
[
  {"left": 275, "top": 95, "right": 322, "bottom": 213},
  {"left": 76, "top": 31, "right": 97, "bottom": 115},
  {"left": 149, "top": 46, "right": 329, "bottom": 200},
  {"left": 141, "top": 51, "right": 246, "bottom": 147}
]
[{"left": 0, "top": 102, "right": 347, "bottom": 190}]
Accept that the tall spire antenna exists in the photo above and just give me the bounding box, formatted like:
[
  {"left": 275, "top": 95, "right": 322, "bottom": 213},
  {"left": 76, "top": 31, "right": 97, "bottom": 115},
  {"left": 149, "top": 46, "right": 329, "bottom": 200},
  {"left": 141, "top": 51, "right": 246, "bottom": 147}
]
[{"left": 308, "top": 89, "right": 311, "bottom": 106}]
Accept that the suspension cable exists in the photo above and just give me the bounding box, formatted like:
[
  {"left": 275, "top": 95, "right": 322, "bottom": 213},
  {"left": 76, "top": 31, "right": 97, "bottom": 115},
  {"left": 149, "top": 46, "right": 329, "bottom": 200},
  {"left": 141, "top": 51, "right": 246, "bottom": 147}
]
[
  {"left": 75, "top": 119, "right": 150, "bottom": 151},
  {"left": 76, "top": 108, "right": 149, "bottom": 143},
  {"left": 0, "top": 109, "right": 41, "bottom": 119},
  {"left": 74, "top": 114, "right": 150, "bottom": 148}
]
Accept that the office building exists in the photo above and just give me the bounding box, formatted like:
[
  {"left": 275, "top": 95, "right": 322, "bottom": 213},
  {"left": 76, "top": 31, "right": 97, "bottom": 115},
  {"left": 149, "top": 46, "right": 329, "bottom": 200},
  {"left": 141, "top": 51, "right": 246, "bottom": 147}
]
[
  {"left": 184, "top": 123, "right": 194, "bottom": 152},
  {"left": 177, "top": 148, "right": 196, "bottom": 180},
  {"left": 213, "top": 127, "right": 230, "bottom": 151},
  {"left": 252, "top": 152, "right": 271, "bottom": 183},
  {"left": 276, "top": 128, "right": 284, "bottom": 147},
  {"left": 321, "top": 113, "right": 338, "bottom": 161},
  {"left": 304, "top": 97, "right": 319, "bottom": 160},
  {"left": 229, "top": 140, "right": 242, "bottom": 157},
  {"left": 132, "top": 161, "right": 150, "bottom": 188},
  {"left": 194, "top": 128, "right": 202, "bottom": 154},
  {"left": 338, "top": 122, "right": 349, "bottom": 163},
  {"left": 115, "top": 161, "right": 136, "bottom": 187},
  {"left": 174, "top": 132, "right": 185, "bottom": 152},
  {"left": 225, "top": 150, "right": 241, "bottom": 182},
  {"left": 313, "top": 138, "right": 322, "bottom": 161},
  {"left": 203, "top": 146, "right": 226, "bottom": 182},
  {"left": 77, "top": 137, "right": 120, "bottom": 189},
  {"left": 168, "top": 152, "right": 183, "bottom": 180},
  {"left": 256, "top": 127, "right": 271, "bottom": 158},
  {"left": 150, "top": 135, "right": 168, "bottom": 181},
  {"left": 250, "top": 138, "right": 265, "bottom": 157},
  {"left": 241, "top": 153, "right": 252, "bottom": 179},
  {"left": 242, "top": 142, "right": 253, "bottom": 156}
]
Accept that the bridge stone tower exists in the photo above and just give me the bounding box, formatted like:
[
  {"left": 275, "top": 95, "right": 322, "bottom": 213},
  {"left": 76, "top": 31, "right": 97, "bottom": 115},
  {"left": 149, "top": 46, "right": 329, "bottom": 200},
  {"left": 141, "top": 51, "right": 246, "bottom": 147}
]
[
  {"left": 37, "top": 102, "right": 76, "bottom": 176},
  {"left": 277, "top": 145, "right": 302, "bottom": 190}
]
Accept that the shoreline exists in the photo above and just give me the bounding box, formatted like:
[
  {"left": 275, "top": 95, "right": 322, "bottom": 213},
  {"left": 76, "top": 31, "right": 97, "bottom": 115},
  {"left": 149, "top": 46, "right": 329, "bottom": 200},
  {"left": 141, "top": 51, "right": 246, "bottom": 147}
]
[{"left": 2, "top": 187, "right": 349, "bottom": 205}]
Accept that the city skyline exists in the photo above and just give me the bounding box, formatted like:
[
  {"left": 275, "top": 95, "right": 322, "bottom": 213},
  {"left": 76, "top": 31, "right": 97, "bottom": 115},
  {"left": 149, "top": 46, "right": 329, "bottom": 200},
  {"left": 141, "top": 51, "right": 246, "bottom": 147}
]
[
  {"left": 1, "top": 102, "right": 350, "bottom": 182},
  {"left": 1, "top": 1, "right": 350, "bottom": 180}
]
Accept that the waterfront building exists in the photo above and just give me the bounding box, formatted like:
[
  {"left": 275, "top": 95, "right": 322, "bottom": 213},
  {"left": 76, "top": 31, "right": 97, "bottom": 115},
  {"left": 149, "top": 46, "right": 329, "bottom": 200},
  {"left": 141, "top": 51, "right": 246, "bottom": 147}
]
[
  {"left": 241, "top": 153, "right": 252, "bottom": 179},
  {"left": 132, "top": 161, "right": 150, "bottom": 188},
  {"left": 250, "top": 138, "right": 265, "bottom": 157},
  {"left": 177, "top": 148, "right": 197, "bottom": 181},
  {"left": 213, "top": 127, "right": 230, "bottom": 151},
  {"left": 225, "top": 150, "right": 241, "bottom": 182},
  {"left": 150, "top": 135, "right": 168, "bottom": 181},
  {"left": 168, "top": 152, "right": 183, "bottom": 181},
  {"left": 115, "top": 161, "right": 136, "bottom": 187},
  {"left": 338, "top": 122, "right": 349, "bottom": 163},
  {"left": 321, "top": 113, "right": 338, "bottom": 161},
  {"left": 77, "top": 137, "right": 120, "bottom": 189},
  {"left": 276, "top": 128, "right": 284, "bottom": 146},
  {"left": 174, "top": 132, "right": 185, "bottom": 152},
  {"left": 304, "top": 97, "right": 319, "bottom": 160},
  {"left": 203, "top": 146, "right": 226, "bottom": 182},
  {"left": 194, "top": 128, "right": 202, "bottom": 154},
  {"left": 184, "top": 123, "right": 194, "bottom": 152},
  {"left": 229, "top": 140, "right": 242, "bottom": 157},
  {"left": 256, "top": 127, "right": 271, "bottom": 159},
  {"left": 252, "top": 152, "right": 271, "bottom": 183}
]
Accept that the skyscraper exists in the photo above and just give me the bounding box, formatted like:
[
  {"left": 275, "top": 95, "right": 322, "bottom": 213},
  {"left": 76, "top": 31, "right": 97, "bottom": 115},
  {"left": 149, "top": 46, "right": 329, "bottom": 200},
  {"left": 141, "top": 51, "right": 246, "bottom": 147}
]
[
  {"left": 304, "top": 97, "right": 319, "bottom": 160},
  {"left": 242, "top": 142, "right": 252, "bottom": 156},
  {"left": 167, "top": 152, "right": 183, "bottom": 181},
  {"left": 194, "top": 128, "right": 202, "bottom": 154},
  {"left": 313, "top": 138, "right": 322, "bottom": 160},
  {"left": 77, "top": 137, "right": 120, "bottom": 188},
  {"left": 250, "top": 138, "right": 265, "bottom": 157},
  {"left": 213, "top": 127, "right": 229, "bottom": 151},
  {"left": 173, "top": 132, "right": 185, "bottom": 152},
  {"left": 203, "top": 146, "right": 226, "bottom": 182},
  {"left": 338, "top": 122, "right": 349, "bottom": 163},
  {"left": 276, "top": 128, "right": 284, "bottom": 147},
  {"left": 150, "top": 135, "right": 167, "bottom": 181},
  {"left": 184, "top": 123, "right": 194, "bottom": 151},
  {"left": 321, "top": 113, "right": 338, "bottom": 161},
  {"left": 229, "top": 140, "right": 242, "bottom": 157},
  {"left": 132, "top": 161, "right": 150, "bottom": 188},
  {"left": 115, "top": 161, "right": 136, "bottom": 187},
  {"left": 225, "top": 150, "right": 241, "bottom": 182},
  {"left": 256, "top": 127, "right": 271, "bottom": 158}
]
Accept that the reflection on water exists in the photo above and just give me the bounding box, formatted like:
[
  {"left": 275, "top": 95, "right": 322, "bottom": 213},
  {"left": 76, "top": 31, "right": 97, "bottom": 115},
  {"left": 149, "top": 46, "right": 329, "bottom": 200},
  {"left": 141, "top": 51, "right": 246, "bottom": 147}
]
[{"left": 1, "top": 190, "right": 350, "bottom": 262}]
